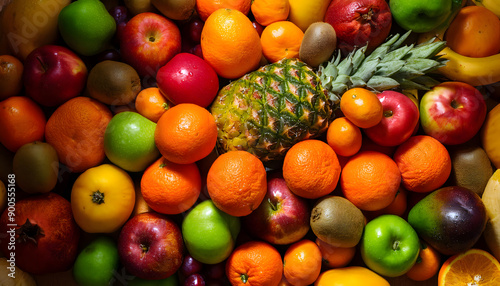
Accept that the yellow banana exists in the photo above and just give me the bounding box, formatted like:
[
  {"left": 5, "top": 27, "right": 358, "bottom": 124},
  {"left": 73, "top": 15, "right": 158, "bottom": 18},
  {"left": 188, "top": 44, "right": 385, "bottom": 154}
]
[
  {"left": 437, "top": 47, "right": 500, "bottom": 86},
  {"left": 472, "top": 0, "right": 500, "bottom": 17},
  {"left": 482, "top": 170, "right": 500, "bottom": 262}
]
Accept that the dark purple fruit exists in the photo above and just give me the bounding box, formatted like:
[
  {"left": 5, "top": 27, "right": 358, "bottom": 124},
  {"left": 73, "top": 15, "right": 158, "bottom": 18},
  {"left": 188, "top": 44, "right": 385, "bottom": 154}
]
[{"left": 407, "top": 186, "right": 487, "bottom": 255}]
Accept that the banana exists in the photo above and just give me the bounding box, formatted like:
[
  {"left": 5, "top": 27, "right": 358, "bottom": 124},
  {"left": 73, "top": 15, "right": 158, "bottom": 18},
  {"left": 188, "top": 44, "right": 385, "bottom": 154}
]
[
  {"left": 472, "top": 0, "right": 500, "bottom": 18},
  {"left": 437, "top": 47, "right": 500, "bottom": 86},
  {"left": 482, "top": 170, "right": 500, "bottom": 262}
]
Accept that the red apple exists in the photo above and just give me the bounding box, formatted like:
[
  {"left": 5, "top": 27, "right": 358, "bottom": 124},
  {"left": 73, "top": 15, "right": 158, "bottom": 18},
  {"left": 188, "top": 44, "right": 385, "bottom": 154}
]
[
  {"left": 117, "top": 212, "right": 184, "bottom": 280},
  {"left": 0, "top": 192, "right": 80, "bottom": 275},
  {"left": 241, "top": 172, "right": 310, "bottom": 245},
  {"left": 23, "top": 45, "right": 88, "bottom": 107},
  {"left": 419, "top": 81, "right": 487, "bottom": 145},
  {"left": 364, "top": 90, "right": 420, "bottom": 147},
  {"left": 120, "top": 12, "right": 181, "bottom": 80},
  {"left": 156, "top": 52, "right": 219, "bottom": 108},
  {"left": 324, "top": 0, "right": 392, "bottom": 54}
]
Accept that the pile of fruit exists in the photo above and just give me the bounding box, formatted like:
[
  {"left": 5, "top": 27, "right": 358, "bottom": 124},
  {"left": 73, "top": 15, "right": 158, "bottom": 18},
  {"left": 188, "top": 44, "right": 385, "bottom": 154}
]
[{"left": 1, "top": 0, "right": 500, "bottom": 285}]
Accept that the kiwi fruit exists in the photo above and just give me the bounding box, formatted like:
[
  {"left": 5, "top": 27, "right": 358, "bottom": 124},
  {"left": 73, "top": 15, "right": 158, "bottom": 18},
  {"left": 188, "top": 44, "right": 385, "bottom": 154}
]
[
  {"left": 299, "top": 22, "right": 337, "bottom": 68},
  {"left": 13, "top": 141, "right": 59, "bottom": 194},
  {"left": 310, "top": 195, "right": 365, "bottom": 248},
  {"left": 86, "top": 60, "right": 141, "bottom": 106},
  {"left": 448, "top": 143, "right": 493, "bottom": 196}
]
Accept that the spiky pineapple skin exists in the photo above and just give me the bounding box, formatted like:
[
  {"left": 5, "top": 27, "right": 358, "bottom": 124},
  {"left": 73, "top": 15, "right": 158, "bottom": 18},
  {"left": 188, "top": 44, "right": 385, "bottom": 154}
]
[{"left": 210, "top": 58, "right": 333, "bottom": 163}]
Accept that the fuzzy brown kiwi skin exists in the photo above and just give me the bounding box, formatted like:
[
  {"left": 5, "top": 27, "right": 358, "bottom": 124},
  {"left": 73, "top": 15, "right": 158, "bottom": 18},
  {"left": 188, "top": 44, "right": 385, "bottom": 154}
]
[
  {"left": 310, "top": 196, "right": 365, "bottom": 248},
  {"left": 86, "top": 60, "right": 141, "bottom": 106},
  {"left": 299, "top": 22, "right": 337, "bottom": 68},
  {"left": 448, "top": 143, "right": 493, "bottom": 196}
]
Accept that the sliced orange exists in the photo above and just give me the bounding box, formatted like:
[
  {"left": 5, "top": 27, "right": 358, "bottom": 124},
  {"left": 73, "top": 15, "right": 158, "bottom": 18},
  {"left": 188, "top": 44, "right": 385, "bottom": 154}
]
[{"left": 438, "top": 248, "right": 500, "bottom": 286}]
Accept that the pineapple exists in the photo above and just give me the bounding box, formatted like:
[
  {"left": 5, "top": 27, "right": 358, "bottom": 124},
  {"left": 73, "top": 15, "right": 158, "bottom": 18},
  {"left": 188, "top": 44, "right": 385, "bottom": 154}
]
[{"left": 210, "top": 31, "right": 447, "bottom": 165}]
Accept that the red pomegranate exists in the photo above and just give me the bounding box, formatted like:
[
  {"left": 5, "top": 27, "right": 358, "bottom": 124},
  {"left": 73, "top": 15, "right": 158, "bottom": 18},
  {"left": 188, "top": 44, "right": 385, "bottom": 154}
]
[
  {"left": 0, "top": 192, "right": 80, "bottom": 275},
  {"left": 324, "top": 0, "right": 392, "bottom": 55}
]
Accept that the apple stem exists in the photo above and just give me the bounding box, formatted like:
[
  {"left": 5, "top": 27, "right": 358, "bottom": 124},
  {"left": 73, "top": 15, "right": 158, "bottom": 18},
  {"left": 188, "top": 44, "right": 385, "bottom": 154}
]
[
  {"left": 91, "top": 190, "right": 105, "bottom": 205},
  {"left": 392, "top": 240, "right": 400, "bottom": 250},
  {"left": 383, "top": 110, "right": 393, "bottom": 118},
  {"left": 140, "top": 243, "right": 149, "bottom": 254},
  {"left": 16, "top": 218, "right": 45, "bottom": 246},
  {"left": 268, "top": 198, "right": 279, "bottom": 212},
  {"left": 450, "top": 99, "right": 461, "bottom": 109},
  {"left": 240, "top": 273, "right": 249, "bottom": 283},
  {"left": 36, "top": 56, "right": 48, "bottom": 72}
]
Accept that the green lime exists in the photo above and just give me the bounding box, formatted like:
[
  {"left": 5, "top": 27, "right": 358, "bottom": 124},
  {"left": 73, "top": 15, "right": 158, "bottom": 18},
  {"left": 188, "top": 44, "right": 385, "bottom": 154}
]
[
  {"left": 73, "top": 236, "right": 119, "bottom": 286},
  {"left": 58, "top": 0, "right": 116, "bottom": 56}
]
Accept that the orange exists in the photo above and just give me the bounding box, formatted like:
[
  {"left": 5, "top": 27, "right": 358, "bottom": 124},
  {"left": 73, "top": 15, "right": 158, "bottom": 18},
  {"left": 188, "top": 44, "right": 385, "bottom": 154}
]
[
  {"left": 251, "top": 0, "right": 290, "bottom": 26},
  {"left": 445, "top": 6, "right": 500, "bottom": 58},
  {"left": 282, "top": 139, "right": 341, "bottom": 199},
  {"left": 283, "top": 239, "right": 322, "bottom": 286},
  {"left": 0, "top": 96, "right": 46, "bottom": 152},
  {"left": 140, "top": 156, "right": 201, "bottom": 215},
  {"left": 134, "top": 87, "right": 170, "bottom": 123},
  {"left": 196, "top": 0, "right": 251, "bottom": 22},
  {"left": 326, "top": 117, "right": 362, "bottom": 157},
  {"left": 260, "top": 21, "right": 304, "bottom": 63},
  {"left": 206, "top": 150, "right": 267, "bottom": 217},
  {"left": 340, "top": 150, "right": 401, "bottom": 211},
  {"left": 393, "top": 135, "right": 452, "bottom": 193},
  {"left": 406, "top": 241, "right": 441, "bottom": 281},
  {"left": 315, "top": 237, "right": 356, "bottom": 269},
  {"left": 340, "top": 87, "right": 383, "bottom": 128},
  {"left": 0, "top": 55, "right": 23, "bottom": 100},
  {"left": 45, "top": 96, "right": 113, "bottom": 173},
  {"left": 225, "top": 240, "right": 283, "bottom": 286},
  {"left": 154, "top": 103, "right": 217, "bottom": 165},
  {"left": 200, "top": 8, "right": 262, "bottom": 79},
  {"left": 438, "top": 248, "right": 500, "bottom": 286},
  {"left": 365, "top": 187, "right": 408, "bottom": 219}
]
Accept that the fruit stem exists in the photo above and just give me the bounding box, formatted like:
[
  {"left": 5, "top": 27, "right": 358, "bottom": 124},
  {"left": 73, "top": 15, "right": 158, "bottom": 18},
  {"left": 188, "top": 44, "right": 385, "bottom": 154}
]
[
  {"left": 267, "top": 198, "right": 279, "bottom": 212},
  {"left": 91, "top": 190, "right": 105, "bottom": 205},
  {"left": 393, "top": 240, "right": 400, "bottom": 250},
  {"left": 240, "top": 273, "right": 249, "bottom": 283},
  {"left": 450, "top": 99, "right": 462, "bottom": 109},
  {"left": 384, "top": 110, "right": 393, "bottom": 118},
  {"left": 17, "top": 219, "right": 45, "bottom": 245},
  {"left": 140, "top": 243, "right": 149, "bottom": 254}
]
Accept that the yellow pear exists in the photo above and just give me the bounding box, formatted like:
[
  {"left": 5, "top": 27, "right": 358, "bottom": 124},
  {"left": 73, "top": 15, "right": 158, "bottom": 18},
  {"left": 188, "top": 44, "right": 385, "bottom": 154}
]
[
  {"left": 151, "top": 0, "right": 196, "bottom": 21},
  {"left": 1, "top": 0, "right": 71, "bottom": 60},
  {"left": 288, "top": 0, "right": 332, "bottom": 31}
]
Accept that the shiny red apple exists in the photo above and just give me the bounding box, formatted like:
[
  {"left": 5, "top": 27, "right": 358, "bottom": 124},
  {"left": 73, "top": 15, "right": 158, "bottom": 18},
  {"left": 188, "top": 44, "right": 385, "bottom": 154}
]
[
  {"left": 0, "top": 192, "right": 80, "bottom": 275},
  {"left": 156, "top": 52, "right": 219, "bottom": 108},
  {"left": 117, "top": 212, "right": 184, "bottom": 280},
  {"left": 364, "top": 90, "right": 420, "bottom": 147},
  {"left": 23, "top": 45, "right": 88, "bottom": 107},
  {"left": 241, "top": 172, "right": 310, "bottom": 245},
  {"left": 120, "top": 12, "right": 181, "bottom": 81},
  {"left": 419, "top": 81, "right": 487, "bottom": 145},
  {"left": 324, "top": 0, "right": 392, "bottom": 54}
]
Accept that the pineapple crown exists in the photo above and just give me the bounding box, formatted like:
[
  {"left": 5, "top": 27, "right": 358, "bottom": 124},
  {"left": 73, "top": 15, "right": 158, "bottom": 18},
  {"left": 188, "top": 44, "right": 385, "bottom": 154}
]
[{"left": 317, "top": 30, "right": 448, "bottom": 104}]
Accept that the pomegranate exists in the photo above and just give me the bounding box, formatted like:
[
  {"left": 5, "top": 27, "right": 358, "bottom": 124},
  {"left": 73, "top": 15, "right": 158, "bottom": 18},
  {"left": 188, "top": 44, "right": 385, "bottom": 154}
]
[
  {"left": 324, "top": 0, "right": 392, "bottom": 55},
  {"left": 0, "top": 192, "right": 80, "bottom": 275}
]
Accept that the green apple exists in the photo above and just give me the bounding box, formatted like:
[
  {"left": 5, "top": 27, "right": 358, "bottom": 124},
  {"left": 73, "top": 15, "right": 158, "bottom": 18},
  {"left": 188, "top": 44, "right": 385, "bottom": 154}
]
[
  {"left": 73, "top": 236, "right": 119, "bottom": 286},
  {"left": 182, "top": 200, "right": 240, "bottom": 264},
  {"left": 58, "top": 0, "right": 116, "bottom": 56},
  {"left": 389, "top": 0, "right": 462, "bottom": 33},
  {"left": 104, "top": 111, "right": 160, "bottom": 172},
  {"left": 360, "top": 214, "right": 420, "bottom": 277}
]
